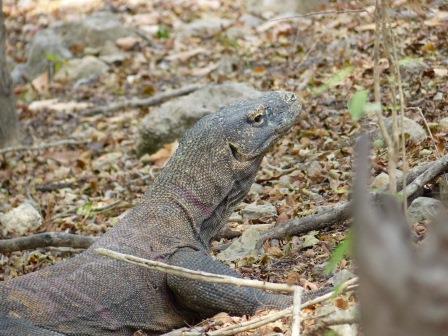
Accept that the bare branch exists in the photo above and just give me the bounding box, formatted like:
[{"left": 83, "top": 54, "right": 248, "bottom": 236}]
[
  {"left": 0, "top": 233, "right": 96, "bottom": 253},
  {"left": 81, "top": 84, "right": 203, "bottom": 117}
]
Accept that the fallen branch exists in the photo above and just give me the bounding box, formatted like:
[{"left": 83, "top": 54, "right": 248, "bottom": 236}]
[
  {"left": 0, "top": 139, "right": 88, "bottom": 155},
  {"left": 81, "top": 84, "right": 203, "bottom": 117},
  {"left": 260, "top": 202, "right": 352, "bottom": 242},
  {"left": 260, "top": 154, "right": 448, "bottom": 242},
  {"left": 0, "top": 232, "right": 97, "bottom": 253},
  {"left": 400, "top": 154, "right": 448, "bottom": 199}
]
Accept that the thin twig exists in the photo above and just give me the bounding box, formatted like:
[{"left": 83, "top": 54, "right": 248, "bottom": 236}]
[
  {"left": 373, "top": 0, "right": 397, "bottom": 193},
  {"left": 81, "top": 84, "right": 203, "bottom": 117},
  {"left": 291, "top": 286, "right": 302, "bottom": 336},
  {"left": 0, "top": 139, "right": 88, "bottom": 155},
  {"left": 96, "top": 248, "right": 296, "bottom": 293}
]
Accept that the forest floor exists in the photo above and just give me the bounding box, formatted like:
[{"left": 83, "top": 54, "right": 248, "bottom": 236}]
[{"left": 1, "top": 0, "right": 447, "bottom": 335}]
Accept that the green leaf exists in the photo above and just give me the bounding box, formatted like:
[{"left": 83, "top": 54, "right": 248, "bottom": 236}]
[
  {"left": 325, "top": 233, "right": 352, "bottom": 275},
  {"left": 46, "top": 53, "right": 64, "bottom": 72},
  {"left": 156, "top": 25, "right": 170, "bottom": 39},
  {"left": 312, "top": 66, "right": 353, "bottom": 96},
  {"left": 76, "top": 200, "right": 93, "bottom": 217},
  {"left": 348, "top": 89, "right": 369, "bottom": 121}
]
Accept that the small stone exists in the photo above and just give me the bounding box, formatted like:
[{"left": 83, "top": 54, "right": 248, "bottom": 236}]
[
  {"left": 372, "top": 170, "right": 403, "bottom": 190},
  {"left": 278, "top": 175, "right": 292, "bottom": 188},
  {"left": 372, "top": 172, "right": 389, "bottom": 190},
  {"left": 382, "top": 116, "right": 426, "bottom": 143},
  {"left": 249, "top": 183, "right": 264, "bottom": 195},
  {"left": 399, "top": 58, "right": 429, "bottom": 75},
  {"left": 240, "top": 14, "right": 262, "bottom": 28},
  {"left": 0, "top": 202, "right": 43, "bottom": 236},
  {"left": 217, "top": 228, "right": 261, "bottom": 261},
  {"left": 92, "top": 152, "right": 122, "bottom": 171},
  {"left": 419, "top": 149, "right": 432, "bottom": 156},
  {"left": 439, "top": 117, "right": 448, "bottom": 131},
  {"left": 55, "top": 56, "right": 108, "bottom": 82},
  {"left": 408, "top": 197, "right": 443, "bottom": 222},
  {"left": 270, "top": 239, "right": 280, "bottom": 248},
  {"left": 306, "top": 161, "right": 322, "bottom": 178},
  {"left": 178, "top": 17, "right": 231, "bottom": 37},
  {"left": 434, "top": 92, "right": 444, "bottom": 101},
  {"left": 228, "top": 212, "right": 243, "bottom": 223},
  {"left": 329, "top": 269, "right": 356, "bottom": 286},
  {"left": 115, "top": 36, "right": 140, "bottom": 51},
  {"left": 241, "top": 203, "right": 277, "bottom": 220}
]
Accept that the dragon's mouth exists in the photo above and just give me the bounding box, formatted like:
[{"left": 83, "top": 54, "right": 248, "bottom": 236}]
[{"left": 228, "top": 133, "right": 279, "bottom": 162}]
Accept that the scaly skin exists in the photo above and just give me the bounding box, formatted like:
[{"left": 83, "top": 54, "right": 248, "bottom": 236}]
[{"left": 0, "top": 91, "right": 302, "bottom": 335}]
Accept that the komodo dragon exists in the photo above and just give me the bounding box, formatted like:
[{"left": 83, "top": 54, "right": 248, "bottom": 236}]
[{"left": 0, "top": 91, "right": 307, "bottom": 335}]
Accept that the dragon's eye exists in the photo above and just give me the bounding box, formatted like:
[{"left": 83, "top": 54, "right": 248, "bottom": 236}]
[{"left": 248, "top": 105, "right": 267, "bottom": 125}]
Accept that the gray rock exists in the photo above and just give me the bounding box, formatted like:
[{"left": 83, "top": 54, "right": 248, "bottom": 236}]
[
  {"left": 306, "top": 160, "right": 322, "bottom": 178},
  {"left": 372, "top": 170, "right": 403, "bottom": 190},
  {"left": 382, "top": 116, "right": 426, "bottom": 143},
  {"left": 240, "top": 14, "right": 263, "bottom": 28},
  {"left": 178, "top": 17, "right": 231, "bottom": 37},
  {"left": 329, "top": 269, "right": 356, "bottom": 286},
  {"left": 11, "top": 29, "right": 72, "bottom": 83},
  {"left": 0, "top": 202, "right": 43, "bottom": 237},
  {"left": 13, "top": 11, "right": 133, "bottom": 82},
  {"left": 53, "top": 11, "right": 133, "bottom": 51},
  {"left": 217, "top": 228, "right": 261, "bottom": 261},
  {"left": 408, "top": 197, "right": 443, "bottom": 222},
  {"left": 54, "top": 56, "right": 108, "bottom": 83},
  {"left": 249, "top": 183, "right": 264, "bottom": 195},
  {"left": 372, "top": 172, "right": 390, "bottom": 190},
  {"left": 99, "top": 41, "right": 127, "bottom": 64},
  {"left": 241, "top": 203, "right": 277, "bottom": 220},
  {"left": 137, "top": 82, "right": 261, "bottom": 155},
  {"left": 399, "top": 58, "right": 429, "bottom": 75}
]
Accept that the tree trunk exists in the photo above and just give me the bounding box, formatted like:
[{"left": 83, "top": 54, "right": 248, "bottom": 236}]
[
  {"left": 0, "top": 0, "right": 18, "bottom": 148},
  {"left": 353, "top": 136, "right": 448, "bottom": 336}
]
